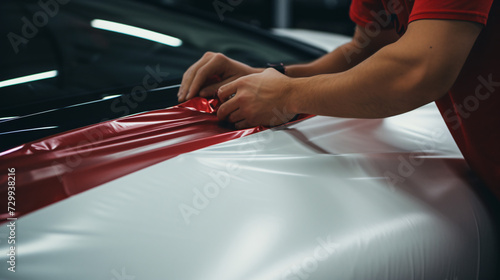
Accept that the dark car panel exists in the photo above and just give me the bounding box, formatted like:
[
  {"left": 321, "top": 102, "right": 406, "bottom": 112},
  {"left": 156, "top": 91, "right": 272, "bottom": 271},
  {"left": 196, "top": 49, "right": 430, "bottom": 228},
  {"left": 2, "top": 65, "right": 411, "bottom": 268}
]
[
  {"left": 0, "top": 0, "right": 325, "bottom": 152},
  {"left": 1, "top": 0, "right": 324, "bottom": 117}
]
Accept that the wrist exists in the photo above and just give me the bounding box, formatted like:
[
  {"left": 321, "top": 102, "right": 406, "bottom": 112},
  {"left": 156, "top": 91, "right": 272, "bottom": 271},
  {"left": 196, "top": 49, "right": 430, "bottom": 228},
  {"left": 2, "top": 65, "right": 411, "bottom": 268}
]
[
  {"left": 266, "top": 63, "right": 286, "bottom": 75},
  {"left": 285, "top": 77, "right": 305, "bottom": 115}
]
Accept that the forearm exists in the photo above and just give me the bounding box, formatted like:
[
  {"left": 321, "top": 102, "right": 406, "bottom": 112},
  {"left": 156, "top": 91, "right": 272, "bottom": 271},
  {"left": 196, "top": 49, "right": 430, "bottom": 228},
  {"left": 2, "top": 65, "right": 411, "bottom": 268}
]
[
  {"left": 286, "top": 41, "right": 460, "bottom": 118},
  {"left": 285, "top": 42, "right": 373, "bottom": 77},
  {"left": 216, "top": 20, "right": 481, "bottom": 129},
  {"left": 285, "top": 27, "right": 399, "bottom": 78},
  {"left": 285, "top": 20, "right": 482, "bottom": 118}
]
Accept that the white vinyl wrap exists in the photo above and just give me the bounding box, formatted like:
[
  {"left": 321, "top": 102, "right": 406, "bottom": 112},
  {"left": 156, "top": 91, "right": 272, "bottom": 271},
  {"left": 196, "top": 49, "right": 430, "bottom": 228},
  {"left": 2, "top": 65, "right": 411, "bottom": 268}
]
[{"left": 0, "top": 103, "right": 498, "bottom": 279}]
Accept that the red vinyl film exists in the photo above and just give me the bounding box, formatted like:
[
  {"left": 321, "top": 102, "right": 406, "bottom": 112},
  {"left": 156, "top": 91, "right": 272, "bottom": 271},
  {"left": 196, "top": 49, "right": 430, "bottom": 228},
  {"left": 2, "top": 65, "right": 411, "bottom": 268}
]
[{"left": 0, "top": 98, "right": 309, "bottom": 222}]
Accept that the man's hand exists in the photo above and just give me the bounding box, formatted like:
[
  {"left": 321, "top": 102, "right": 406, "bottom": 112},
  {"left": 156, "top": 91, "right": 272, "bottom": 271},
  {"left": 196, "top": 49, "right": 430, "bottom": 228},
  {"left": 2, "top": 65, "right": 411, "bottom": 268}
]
[
  {"left": 217, "top": 68, "right": 296, "bottom": 129},
  {"left": 178, "top": 52, "right": 261, "bottom": 102}
]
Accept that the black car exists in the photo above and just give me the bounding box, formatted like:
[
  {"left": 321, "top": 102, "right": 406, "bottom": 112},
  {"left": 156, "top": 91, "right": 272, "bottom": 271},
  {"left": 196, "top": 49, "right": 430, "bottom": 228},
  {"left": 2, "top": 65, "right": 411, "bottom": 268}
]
[{"left": 0, "top": 0, "right": 325, "bottom": 152}]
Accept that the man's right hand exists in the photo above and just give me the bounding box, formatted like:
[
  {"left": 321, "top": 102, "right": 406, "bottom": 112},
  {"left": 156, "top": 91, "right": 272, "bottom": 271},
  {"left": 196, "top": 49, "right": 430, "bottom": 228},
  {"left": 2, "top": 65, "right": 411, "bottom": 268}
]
[{"left": 177, "top": 52, "right": 261, "bottom": 102}]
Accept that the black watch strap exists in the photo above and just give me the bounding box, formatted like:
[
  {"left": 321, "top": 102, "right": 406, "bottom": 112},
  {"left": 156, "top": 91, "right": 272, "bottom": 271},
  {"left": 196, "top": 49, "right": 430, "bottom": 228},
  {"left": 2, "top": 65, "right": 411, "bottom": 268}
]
[{"left": 266, "top": 63, "right": 286, "bottom": 75}]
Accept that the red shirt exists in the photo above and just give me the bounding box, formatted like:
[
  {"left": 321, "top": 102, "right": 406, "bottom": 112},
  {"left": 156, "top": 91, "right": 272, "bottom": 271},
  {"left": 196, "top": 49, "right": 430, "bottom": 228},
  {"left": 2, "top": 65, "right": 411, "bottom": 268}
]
[{"left": 350, "top": 0, "right": 500, "bottom": 198}]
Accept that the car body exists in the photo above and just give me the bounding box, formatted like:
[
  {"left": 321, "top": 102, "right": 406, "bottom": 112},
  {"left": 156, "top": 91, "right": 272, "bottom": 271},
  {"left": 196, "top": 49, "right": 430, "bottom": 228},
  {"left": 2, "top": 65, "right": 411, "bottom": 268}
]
[
  {"left": 0, "top": 0, "right": 324, "bottom": 151},
  {"left": 0, "top": 1, "right": 498, "bottom": 279}
]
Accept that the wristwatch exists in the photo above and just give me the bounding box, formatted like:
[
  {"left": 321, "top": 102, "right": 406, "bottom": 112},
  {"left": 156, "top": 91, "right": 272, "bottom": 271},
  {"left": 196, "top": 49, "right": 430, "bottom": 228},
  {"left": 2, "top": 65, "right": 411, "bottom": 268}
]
[
  {"left": 266, "top": 63, "right": 286, "bottom": 75},
  {"left": 267, "top": 62, "right": 299, "bottom": 124}
]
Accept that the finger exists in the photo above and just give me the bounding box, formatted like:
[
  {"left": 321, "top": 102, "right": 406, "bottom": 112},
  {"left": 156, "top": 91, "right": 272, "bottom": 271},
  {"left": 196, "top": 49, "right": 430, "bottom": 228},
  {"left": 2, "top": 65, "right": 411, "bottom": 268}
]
[
  {"left": 217, "top": 78, "right": 240, "bottom": 102},
  {"left": 227, "top": 108, "right": 245, "bottom": 124},
  {"left": 199, "top": 76, "right": 239, "bottom": 99},
  {"left": 179, "top": 60, "right": 206, "bottom": 101},
  {"left": 178, "top": 52, "right": 214, "bottom": 102},
  {"left": 185, "top": 57, "right": 227, "bottom": 101},
  {"left": 185, "top": 53, "right": 229, "bottom": 101},
  {"left": 234, "top": 120, "right": 252, "bottom": 130},
  {"left": 217, "top": 98, "right": 239, "bottom": 121}
]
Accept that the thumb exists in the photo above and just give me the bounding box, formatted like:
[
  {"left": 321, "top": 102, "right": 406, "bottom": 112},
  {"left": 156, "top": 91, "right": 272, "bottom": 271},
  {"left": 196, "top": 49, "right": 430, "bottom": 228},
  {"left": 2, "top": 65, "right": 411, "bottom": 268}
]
[{"left": 199, "top": 76, "right": 239, "bottom": 99}]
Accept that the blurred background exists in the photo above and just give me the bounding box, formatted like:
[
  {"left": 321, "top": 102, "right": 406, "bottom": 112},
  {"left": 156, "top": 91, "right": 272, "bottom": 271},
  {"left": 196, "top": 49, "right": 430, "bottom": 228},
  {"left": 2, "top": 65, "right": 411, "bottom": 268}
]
[
  {"left": 155, "top": 0, "right": 355, "bottom": 36},
  {"left": 0, "top": 0, "right": 355, "bottom": 150}
]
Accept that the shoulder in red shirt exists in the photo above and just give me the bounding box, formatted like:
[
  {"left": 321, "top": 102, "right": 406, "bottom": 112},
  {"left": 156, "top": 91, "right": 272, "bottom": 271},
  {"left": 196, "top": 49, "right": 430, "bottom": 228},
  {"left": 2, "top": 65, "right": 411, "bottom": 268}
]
[{"left": 349, "top": 0, "right": 500, "bottom": 198}]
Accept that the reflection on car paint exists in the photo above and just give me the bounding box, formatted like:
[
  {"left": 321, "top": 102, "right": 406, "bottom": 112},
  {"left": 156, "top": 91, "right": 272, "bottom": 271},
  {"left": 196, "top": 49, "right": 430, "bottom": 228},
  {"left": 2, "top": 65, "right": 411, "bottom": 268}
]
[
  {"left": 0, "top": 126, "right": 58, "bottom": 135},
  {"left": 0, "top": 70, "right": 58, "bottom": 89},
  {"left": 91, "top": 19, "right": 183, "bottom": 47}
]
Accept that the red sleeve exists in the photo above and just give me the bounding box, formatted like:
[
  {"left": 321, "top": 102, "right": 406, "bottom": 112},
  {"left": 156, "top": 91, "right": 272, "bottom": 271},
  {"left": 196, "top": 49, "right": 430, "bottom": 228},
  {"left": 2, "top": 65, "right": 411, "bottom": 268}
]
[
  {"left": 350, "top": 0, "right": 494, "bottom": 28},
  {"left": 410, "top": 0, "right": 494, "bottom": 25},
  {"left": 349, "top": 0, "right": 390, "bottom": 28}
]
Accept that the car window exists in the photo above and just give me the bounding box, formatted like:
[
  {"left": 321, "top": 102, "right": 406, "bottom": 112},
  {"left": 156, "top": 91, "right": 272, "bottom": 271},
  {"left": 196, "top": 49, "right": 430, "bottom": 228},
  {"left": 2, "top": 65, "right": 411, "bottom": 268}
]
[{"left": 1, "top": 0, "right": 322, "bottom": 116}]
